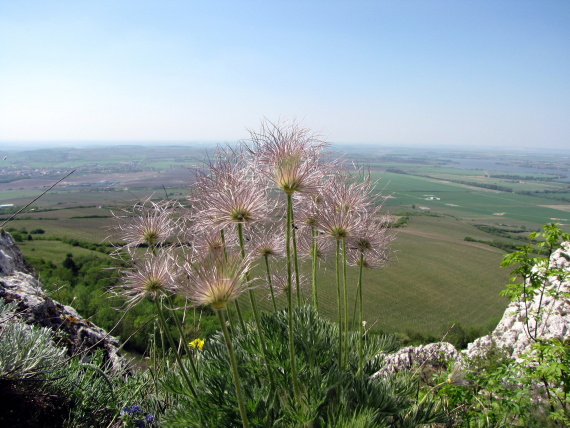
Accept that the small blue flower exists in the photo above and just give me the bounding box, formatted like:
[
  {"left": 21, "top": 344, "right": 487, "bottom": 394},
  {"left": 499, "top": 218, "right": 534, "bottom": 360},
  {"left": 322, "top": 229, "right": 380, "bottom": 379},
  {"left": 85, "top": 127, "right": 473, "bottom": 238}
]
[
  {"left": 134, "top": 420, "right": 145, "bottom": 428},
  {"left": 131, "top": 405, "right": 143, "bottom": 413},
  {"left": 145, "top": 414, "right": 155, "bottom": 423}
]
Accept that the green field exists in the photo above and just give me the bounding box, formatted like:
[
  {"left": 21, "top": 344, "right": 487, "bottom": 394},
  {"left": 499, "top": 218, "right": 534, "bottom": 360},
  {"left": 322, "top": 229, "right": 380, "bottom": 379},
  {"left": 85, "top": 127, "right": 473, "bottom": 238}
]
[
  {"left": 372, "top": 171, "right": 570, "bottom": 228},
  {"left": 3, "top": 144, "right": 570, "bottom": 339},
  {"left": 18, "top": 239, "right": 108, "bottom": 262},
  {"left": 10, "top": 211, "right": 513, "bottom": 337},
  {"left": 243, "top": 215, "right": 510, "bottom": 337}
]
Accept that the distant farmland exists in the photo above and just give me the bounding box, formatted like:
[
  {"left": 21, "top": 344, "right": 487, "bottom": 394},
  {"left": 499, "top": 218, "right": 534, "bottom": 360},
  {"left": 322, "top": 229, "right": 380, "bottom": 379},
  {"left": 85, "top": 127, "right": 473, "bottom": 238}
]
[{"left": 2, "top": 144, "right": 569, "bottom": 338}]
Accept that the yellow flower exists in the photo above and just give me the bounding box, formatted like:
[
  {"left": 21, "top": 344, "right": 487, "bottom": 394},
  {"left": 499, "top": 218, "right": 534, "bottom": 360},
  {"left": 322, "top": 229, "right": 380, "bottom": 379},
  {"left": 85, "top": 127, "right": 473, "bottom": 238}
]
[{"left": 189, "top": 338, "right": 205, "bottom": 350}]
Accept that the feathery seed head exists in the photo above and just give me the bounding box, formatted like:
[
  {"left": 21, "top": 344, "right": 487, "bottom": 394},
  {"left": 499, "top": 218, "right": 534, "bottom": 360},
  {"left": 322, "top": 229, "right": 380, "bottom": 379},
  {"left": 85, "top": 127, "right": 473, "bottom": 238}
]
[
  {"left": 326, "top": 172, "right": 376, "bottom": 213},
  {"left": 112, "top": 199, "right": 177, "bottom": 249},
  {"left": 247, "top": 119, "right": 327, "bottom": 195},
  {"left": 247, "top": 223, "right": 285, "bottom": 259},
  {"left": 208, "top": 183, "right": 269, "bottom": 227},
  {"left": 270, "top": 272, "right": 309, "bottom": 297},
  {"left": 191, "top": 150, "right": 271, "bottom": 229},
  {"left": 317, "top": 172, "right": 383, "bottom": 241},
  {"left": 296, "top": 227, "right": 334, "bottom": 261},
  {"left": 348, "top": 215, "right": 395, "bottom": 269},
  {"left": 189, "top": 224, "right": 236, "bottom": 257},
  {"left": 318, "top": 198, "right": 362, "bottom": 241},
  {"left": 112, "top": 252, "right": 179, "bottom": 309},
  {"left": 294, "top": 192, "right": 322, "bottom": 227},
  {"left": 180, "top": 251, "right": 256, "bottom": 310}
]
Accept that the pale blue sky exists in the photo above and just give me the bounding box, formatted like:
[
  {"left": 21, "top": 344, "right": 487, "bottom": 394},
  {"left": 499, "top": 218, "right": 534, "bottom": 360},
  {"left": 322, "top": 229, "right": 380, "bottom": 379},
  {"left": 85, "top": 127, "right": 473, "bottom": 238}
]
[{"left": 1, "top": 1, "right": 569, "bottom": 149}]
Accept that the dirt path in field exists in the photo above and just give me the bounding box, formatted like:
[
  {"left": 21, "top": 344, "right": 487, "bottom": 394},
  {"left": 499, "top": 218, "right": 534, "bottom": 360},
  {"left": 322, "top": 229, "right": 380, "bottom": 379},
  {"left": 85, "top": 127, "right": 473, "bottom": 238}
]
[
  {"left": 396, "top": 228, "right": 505, "bottom": 254},
  {"left": 539, "top": 205, "right": 570, "bottom": 213}
]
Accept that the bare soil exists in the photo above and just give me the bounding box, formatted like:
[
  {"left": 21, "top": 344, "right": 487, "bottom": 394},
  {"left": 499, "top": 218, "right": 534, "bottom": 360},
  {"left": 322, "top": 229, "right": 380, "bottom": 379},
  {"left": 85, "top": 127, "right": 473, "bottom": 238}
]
[
  {"left": 0, "top": 380, "right": 70, "bottom": 428},
  {"left": 0, "top": 166, "right": 195, "bottom": 191}
]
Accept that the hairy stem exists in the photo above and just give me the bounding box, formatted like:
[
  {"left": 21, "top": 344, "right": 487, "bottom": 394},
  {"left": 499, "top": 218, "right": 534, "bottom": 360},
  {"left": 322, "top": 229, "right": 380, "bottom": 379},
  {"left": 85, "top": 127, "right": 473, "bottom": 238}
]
[
  {"left": 217, "top": 308, "right": 250, "bottom": 428},
  {"left": 167, "top": 296, "right": 200, "bottom": 380},
  {"left": 286, "top": 193, "right": 302, "bottom": 402},
  {"left": 154, "top": 298, "right": 197, "bottom": 399},
  {"left": 358, "top": 250, "right": 364, "bottom": 379},
  {"left": 311, "top": 227, "right": 319, "bottom": 311},
  {"left": 342, "top": 237, "right": 348, "bottom": 369},
  {"left": 336, "top": 239, "right": 343, "bottom": 367},
  {"left": 221, "top": 228, "right": 246, "bottom": 331},
  {"left": 289, "top": 200, "right": 301, "bottom": 306},
  {"left": 233, "top": 299, "right": 247, "bottom": 331},
  {"left": 237, "top": 223, "right": 276, "bottom": 392},
  {"left": 265, "top": 255, "right": 277, "bottom": 311}
]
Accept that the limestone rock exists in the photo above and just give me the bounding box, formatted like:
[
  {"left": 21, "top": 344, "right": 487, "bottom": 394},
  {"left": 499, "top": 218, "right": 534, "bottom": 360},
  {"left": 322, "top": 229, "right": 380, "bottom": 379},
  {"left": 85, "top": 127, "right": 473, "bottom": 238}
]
[
  {"left": 375, "top": 342, "right": 461, "bottom": 377},
  {"left": 466, "top": 241, "right": 570, "bottom": 360},
  {"left": 0, "top": 229, "right": 33, "bottom": 276},
  {"left": 375, "top": 241, "right": 570, "bottom": 375},
  {"left": 0, "top": 230, "right": 126, "bottom": 371}
]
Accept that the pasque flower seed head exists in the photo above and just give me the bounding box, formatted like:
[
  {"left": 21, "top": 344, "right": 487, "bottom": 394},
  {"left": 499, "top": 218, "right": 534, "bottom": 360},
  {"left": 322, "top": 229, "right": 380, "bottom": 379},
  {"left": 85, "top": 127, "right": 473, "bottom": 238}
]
[
  {"left": 247, "top": 119, "right": 327, "bottom": 195},
  {"left": 180, "top": 251, "right": 256, "bottom": 310},
  {"left": 112, "top": 251, "right": 179, "bottom": 309},
  {"left": 111, "top": 198, "right": 178, "bottom": 249}
]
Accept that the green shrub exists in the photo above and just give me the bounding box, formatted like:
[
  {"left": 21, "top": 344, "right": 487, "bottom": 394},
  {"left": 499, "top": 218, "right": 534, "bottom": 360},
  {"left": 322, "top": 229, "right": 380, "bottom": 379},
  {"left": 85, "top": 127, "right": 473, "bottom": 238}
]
[
  {"left": 10, "top": 231, "right": 23, "bottom": 242},
  {"left": 0, "top": 299, "right": 158, "bottom": 427},
  {"left": 428, "top": 223, "right": 570, "bottom": 426},
  {"left": 160, "top": 306, "right": 445, "bottom": 427}
]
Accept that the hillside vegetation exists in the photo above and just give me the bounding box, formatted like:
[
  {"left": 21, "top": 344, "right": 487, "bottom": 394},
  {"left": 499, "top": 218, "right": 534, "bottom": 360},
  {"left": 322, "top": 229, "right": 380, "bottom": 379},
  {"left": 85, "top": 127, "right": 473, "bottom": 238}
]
[
  {"left": 2, "top": 144, "right": 569, "bottom": 348},
  {"left": 1, "top": 121, "right": 570, "bottom": 426}
]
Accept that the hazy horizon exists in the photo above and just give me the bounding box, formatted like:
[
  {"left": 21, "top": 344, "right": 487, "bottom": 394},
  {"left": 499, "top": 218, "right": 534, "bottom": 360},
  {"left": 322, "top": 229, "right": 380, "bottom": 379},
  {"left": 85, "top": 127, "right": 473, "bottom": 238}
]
[
  {"left": 3, "top": 141, "right": 570, "bottom": 157},
  {"left": 1, "top": 1, "right": 569, "bottom": 150}
]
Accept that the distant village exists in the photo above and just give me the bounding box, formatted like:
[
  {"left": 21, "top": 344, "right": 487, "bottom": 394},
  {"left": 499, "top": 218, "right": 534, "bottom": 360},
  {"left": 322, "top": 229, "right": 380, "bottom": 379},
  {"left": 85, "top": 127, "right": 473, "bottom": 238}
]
[{"left": 0, "top": 161, "right": 148, "bottom": 184}]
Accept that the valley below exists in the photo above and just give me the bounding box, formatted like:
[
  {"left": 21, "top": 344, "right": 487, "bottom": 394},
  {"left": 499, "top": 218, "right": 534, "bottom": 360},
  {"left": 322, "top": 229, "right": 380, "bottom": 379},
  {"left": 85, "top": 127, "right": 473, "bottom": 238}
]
[{"left": 1, "top": 144, "right": 569, "bottom": 343}]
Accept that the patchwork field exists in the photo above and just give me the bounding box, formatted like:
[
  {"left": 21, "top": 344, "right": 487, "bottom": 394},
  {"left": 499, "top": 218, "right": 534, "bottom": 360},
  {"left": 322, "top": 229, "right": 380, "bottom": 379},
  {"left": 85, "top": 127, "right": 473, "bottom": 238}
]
[
  {"left": 374, "top": 171, "right": 570, "bottom": 228},
  {"left": 2, "top": 144, "right": 569, "bottom": 338}
]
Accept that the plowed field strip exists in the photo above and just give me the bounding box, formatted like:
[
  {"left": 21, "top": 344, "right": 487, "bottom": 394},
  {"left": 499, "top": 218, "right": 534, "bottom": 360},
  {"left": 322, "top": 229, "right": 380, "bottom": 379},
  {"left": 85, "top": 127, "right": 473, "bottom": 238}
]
[{"left": 396, "top": 228, "right": 505, "bottom": 254}]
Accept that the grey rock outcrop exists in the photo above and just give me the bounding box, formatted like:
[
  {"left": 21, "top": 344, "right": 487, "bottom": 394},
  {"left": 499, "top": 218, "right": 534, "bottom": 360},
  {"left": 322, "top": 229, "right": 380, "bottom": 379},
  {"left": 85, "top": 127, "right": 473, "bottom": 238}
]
[
  {"left": 466, "top": 242, "right": 570, "bottom": 360},
  {"left": 375, "top": 342, "right": 461, "bottom": 377},
  {"left": 375, "top": 242, "right": 570, "bottom": 375},
  {"left": 0, "top": 230, "right": 126, "bottom": 371}
]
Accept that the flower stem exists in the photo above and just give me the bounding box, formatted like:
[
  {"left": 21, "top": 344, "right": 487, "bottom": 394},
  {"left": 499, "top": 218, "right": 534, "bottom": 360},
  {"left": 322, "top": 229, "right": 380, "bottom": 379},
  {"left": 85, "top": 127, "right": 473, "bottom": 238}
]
[
  {"left": 342, "top": 237, "right": 349, "bottom": 369},
  {"left": 289, "top": 202, "right": 301, "bottom": 306},
  {"left": 221, "top": 229, "right": 247, "bottom": 331},
  {"left": 167, "top": 296, "right": 200, "bottom": 380},
  {"left": 237, "top": 223, "right": 276, "bottom": 392},
  {"left": 357, "top": 250, "right": 364, "bottom": 379},
  {"left": 234, "top": 300, "right": 247, "bottom": 331},
  {"left": 264, "top": 255, "right": 277, "bottom": 311},
  {"left": 286, "top": 193, "right": 302, "bottom": 402},
  {"left": 154, "top": 298, "right": 198, "bottom": 399},
  {"left": 311, "top": 227, "right": 319, "bottom": 312},
  {"left": 220, "top": 228, "right": 227, "bottom": 259},
  {"left": 216, "top": 308, "right": 250, "bottom": 428},
  {"left": 336, "top": 239, "right": 343, "bottom": 367}
]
